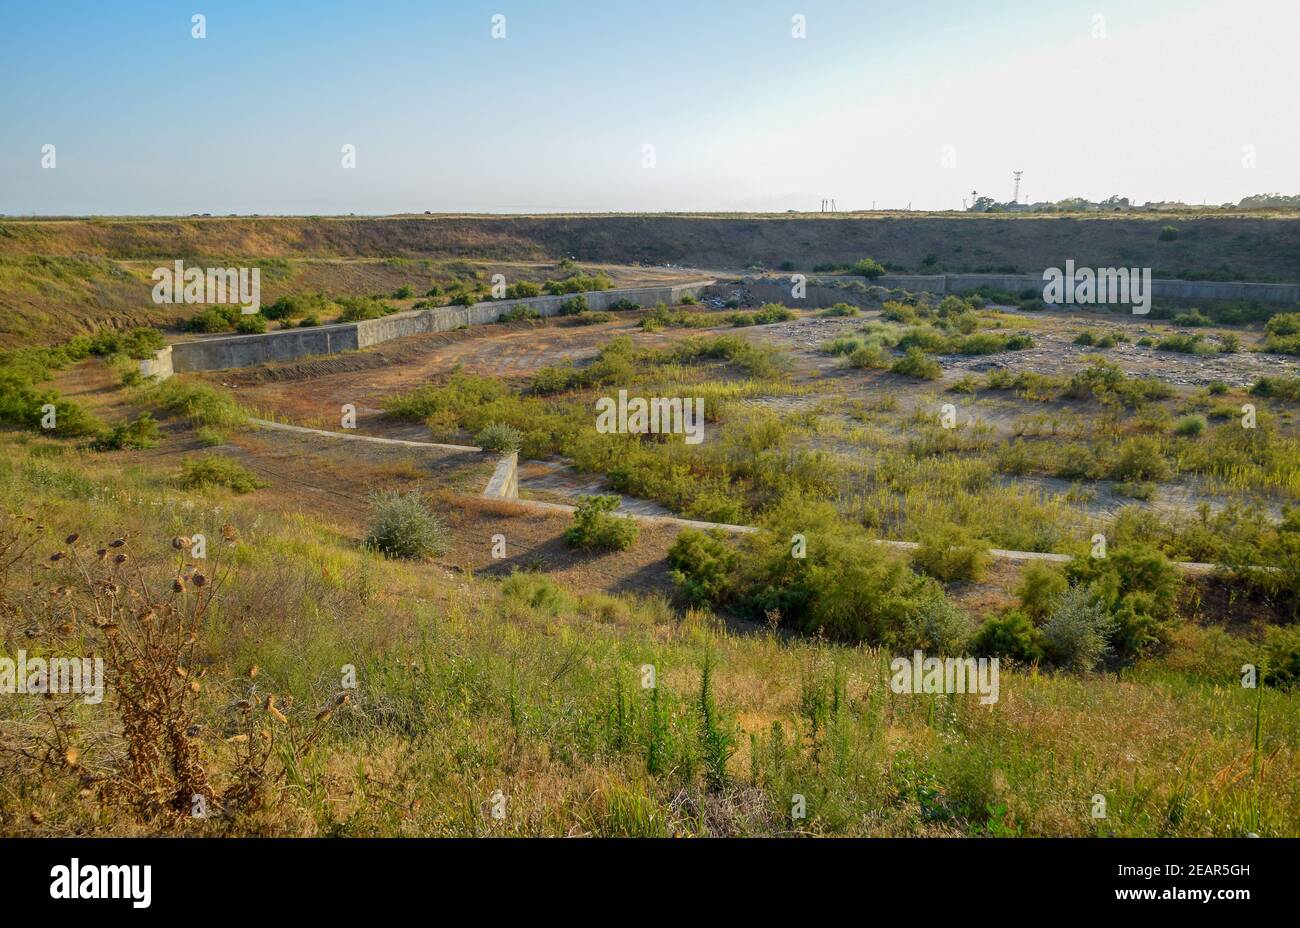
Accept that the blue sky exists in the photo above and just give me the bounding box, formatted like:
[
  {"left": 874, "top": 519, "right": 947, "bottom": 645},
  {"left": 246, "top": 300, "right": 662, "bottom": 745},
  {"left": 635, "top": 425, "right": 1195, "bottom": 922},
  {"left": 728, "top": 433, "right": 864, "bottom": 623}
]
[{"left": 1, "top": 0, "right": 1296, "bottom": 214}]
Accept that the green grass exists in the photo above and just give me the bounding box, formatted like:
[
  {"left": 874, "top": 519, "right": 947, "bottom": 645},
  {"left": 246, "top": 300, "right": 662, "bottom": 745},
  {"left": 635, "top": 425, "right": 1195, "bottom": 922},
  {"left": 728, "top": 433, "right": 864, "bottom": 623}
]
[{"left": 2, "top": 438, "right": 1297, "bottom": 837}]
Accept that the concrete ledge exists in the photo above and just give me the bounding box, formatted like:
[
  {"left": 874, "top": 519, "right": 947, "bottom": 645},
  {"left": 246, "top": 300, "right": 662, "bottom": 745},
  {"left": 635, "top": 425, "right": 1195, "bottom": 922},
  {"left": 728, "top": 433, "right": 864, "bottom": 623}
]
[
  {"left": 483, "top": 453, "right": 519, "bottom": 500},
  {"left": 249, "top": 418, "right": 481, "bottom": 452}
]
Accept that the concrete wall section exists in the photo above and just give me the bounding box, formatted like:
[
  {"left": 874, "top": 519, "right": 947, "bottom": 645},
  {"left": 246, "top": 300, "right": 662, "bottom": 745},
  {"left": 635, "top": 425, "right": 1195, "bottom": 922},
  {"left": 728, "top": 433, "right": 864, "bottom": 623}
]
[
  {"left": 139, "top": 345, "right": 173, "bottom": 379},
  {"left": 483, "top": 453, "right": 519, "bottom": 500},
  {"left": 163, "top": 282, "right": 712, "bottom": 376},
  {"left": 803, "top": 273, "right": 1300, "bottom": 304}
]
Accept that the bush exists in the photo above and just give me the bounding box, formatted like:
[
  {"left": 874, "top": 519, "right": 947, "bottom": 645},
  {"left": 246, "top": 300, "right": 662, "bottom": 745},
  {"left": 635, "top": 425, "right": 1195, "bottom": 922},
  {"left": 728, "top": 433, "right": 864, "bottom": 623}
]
[
  {"left": 733, "top": 495, "right": 938, "bottom": 643},
  {"left": 667, "top": 528, "right": 739, "bottom": 605},
  {"left": 1016, "top": 561, "right": 1068, "bottom": 621},
  {"left": 1111, "top": 436, "right": 1171, "bottom": 482},
  {"left": 1158, "top": 225, "right": 1179, "bottom": 241},
  {"left": 845, "top": 344, "right": 890, "bottom": 369},
  {"left": 853, "top": 258, "right": 886, "bottom": 279},
  {"left": 91, "top": 414, "right": 161, "bottom": 451},
  {"left": 971, "top": 611, "right": 1044, "bottom": 664},
  {"left": 891, "top": 347, "right": 942, "bottom": 380},
  {"left": 1263, "top": 626, "right": 1300, "bottom": 690},
  {"left": 818, "top": 302, "right": 860, "bottom": 317},
  {"left": 1251, "top": 376, "right": 1300, "bottom": 402},
  {"left": 502, "top": 280, "right": 541, "bottom": 300},
  {"left": 564, "top": 494, "right": 638, "bottom": 552},
  {"left": 143, "top": 379, "right": 245, "bottom": 429},
  {"left": 911, "top": 523, "right": 990, "bottom": 582},
  {"left": 1174, "top": 414, "right": 1207, "bottom": 437},
  {"left": 234, "top": 314, "right": 267, "bottom": 334},
  {"left": 1041, "top": 585, "right": 1116, "bottom": 671},
  {"left": 337, "top": 296, "right": 396, "bottom": 322},
  {"left": 185, "top": 305, "right": 240, "bottom": 332},
  {"left": 365, "top": 491, "right": 449, "bottom": 559},
  {"left": 608, "top": 299, "right": 639, "bottom": 311},
  {"left": 899, "top": 595, "right": 974, "bottom": 654},
  {"left": 475, "top": 422, "right": 524, "bottom": 454},
  {"left": 558, "top": 295, "right": 589, "bottom": 316},
  {"left": 500, "top": 306, "right": 541, "bottom": 322},
  {"left": 176, "top": 455, "right": 266, "bottom": 494}
]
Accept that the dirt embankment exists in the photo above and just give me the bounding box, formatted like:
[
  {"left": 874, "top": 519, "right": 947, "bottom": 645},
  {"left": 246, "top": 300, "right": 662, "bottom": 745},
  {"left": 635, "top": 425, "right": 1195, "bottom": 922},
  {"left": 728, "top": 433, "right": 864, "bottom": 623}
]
[
  {"left": 5, "top": 213, "right": 1299, "bottom": 277},
  {"left": 3, "top": 213, "right": 1297, "bottom": 348}
]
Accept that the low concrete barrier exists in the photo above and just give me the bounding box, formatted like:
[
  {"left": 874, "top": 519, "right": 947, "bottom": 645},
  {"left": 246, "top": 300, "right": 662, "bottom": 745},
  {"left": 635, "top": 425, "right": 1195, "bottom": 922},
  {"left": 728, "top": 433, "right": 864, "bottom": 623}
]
[
  {"left": 483, "top": 453, "right": 519, "bottom": 500},
  {"left": 816, "top": 272, "right": 1300, "bottom": 304},
  {"left": 153, "top": 281, "right": 713, "bottom": 377},
  {"left": 138, "top": 345, "right": 173, "bottom": 379}
]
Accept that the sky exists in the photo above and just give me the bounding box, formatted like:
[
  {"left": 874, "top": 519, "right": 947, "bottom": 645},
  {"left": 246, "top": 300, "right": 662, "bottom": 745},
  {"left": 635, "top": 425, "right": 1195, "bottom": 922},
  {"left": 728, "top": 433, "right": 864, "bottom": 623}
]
[{"left": 0, "top": 0, "right": 1296, "bottom": 215}]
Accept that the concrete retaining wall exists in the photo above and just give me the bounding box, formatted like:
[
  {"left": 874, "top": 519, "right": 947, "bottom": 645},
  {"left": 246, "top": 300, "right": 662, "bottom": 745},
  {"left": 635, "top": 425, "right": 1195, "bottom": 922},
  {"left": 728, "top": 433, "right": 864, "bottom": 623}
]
[
  {"left": 160, "top": 281, "right": 712, "bottom": 376},
  {"left": 139, "top": 345, "right": 173, "bottom": 379},
  {"left": 827, "top": 273, "right": 1300, "bottom": 304}
]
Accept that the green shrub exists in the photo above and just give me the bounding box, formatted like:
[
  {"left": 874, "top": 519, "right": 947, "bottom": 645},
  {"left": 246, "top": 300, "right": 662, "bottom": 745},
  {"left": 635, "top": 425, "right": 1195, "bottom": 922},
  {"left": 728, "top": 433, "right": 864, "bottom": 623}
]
[
  {"left": 1158, "top": 225, "right": 1179, "bottom": 241},
  {"left": 818, "top": 302, "right": 860, "bottom": 317},
  {"left": 911, "top": 523, "right": 990, "bottom": 582},
  {"left": 971, "top": 611, "right": 1044, "bottom": 664},
  {"left": 1016, "top": 561, "right": 1068, "bottom": 621},
  {"left": 1157, "top": 332, "right": 1214, "bottom": 355},
  {"left": 1263, "top": 626, "right": 1300, "bottom": 690},
  {"left": 505, "top": 281, "right": 542, "bottom": 300},
  {"left": 263, "top": 292, "right": 335, "bottom": 321},
  {"left": 1264, "top": 312, "right": 1300, "bottom": 337},
  {"left": 1208, "top": 380, "right": 1229, "bottom": 395},
  {"left": 667, "top": 528, "right": 739, "bottom": 605},
  {"left": 475, "top": 422, "right": 524, "bottom": 454},
  {"left": 853, "top": 258, "right": 886, "bottom": 279},
  {"left": 143, "top": 379, "right": 245, "bottom": 429},
  {"left": 91, "top": 414, "right": 161, "bottom": 451},
  {"left": 891, "top": 347, "right": 942, "bottom": 380},
  {"left": 899, "top": 595, "right": 974, "bottom": 654},
  {"left": 822, "top": 336, "right": 864, "bottom": 356},
  {"left": 558, "top": 295, "right": 589, "bottom": 316},
  {"left": 365, "top": 490, "right": 449, "bottom": 559},
  {"left": 337, "top": 295, "right": 396, "bottom": 322},
  {"left": 1174, "top": 414, "right": 1207, "bottom": 437},
  {"left": 845, "top": 344, "right": 890, "bottom": 369},
  {"left": 564, "top": 494, "right": 638, "bottom": 552},
  {"left": 1251, "top": 376, "right": 1300, "bottom": 402},
  {"left": 733, "top": 495, "right": 937, "bottom": 643},
  {"left": 500, "top": 306, "right": 542, "bottom": 322},
  {"left": 176, "top": 455, "right": 266, "bottom": 494},
  {"left": 185, "top": 305, "right": 240, "bottom": 332},
  {"left": 1041, "top": 585, "right": 1116, "bottom": 671},
  {"left": 1111, "top": 436, "right": 1171, "bottom": 482},
  {"left": 608, "top": 299, "right": 639, "bottom": 311},
  {"left": 195, "top": 426, "right": 226, "bottom": 447},
  {"left": 234, "top": 313, "right": 267, "bottom": 334},
  {"left": 1065, "top": 543, "right": 1179, "bottom": 660}
]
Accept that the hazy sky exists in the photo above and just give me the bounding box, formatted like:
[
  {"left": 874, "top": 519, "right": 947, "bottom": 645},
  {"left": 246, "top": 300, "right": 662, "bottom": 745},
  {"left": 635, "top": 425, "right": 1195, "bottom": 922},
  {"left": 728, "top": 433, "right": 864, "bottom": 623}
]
[{"left": 1, "top": 0, "right": 1296, "bottom": 214}]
